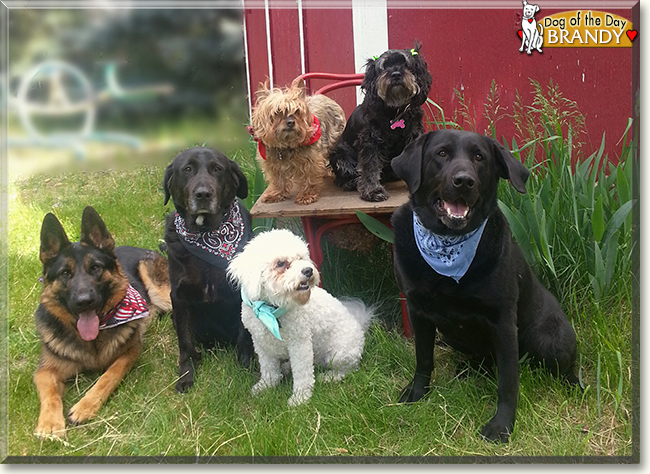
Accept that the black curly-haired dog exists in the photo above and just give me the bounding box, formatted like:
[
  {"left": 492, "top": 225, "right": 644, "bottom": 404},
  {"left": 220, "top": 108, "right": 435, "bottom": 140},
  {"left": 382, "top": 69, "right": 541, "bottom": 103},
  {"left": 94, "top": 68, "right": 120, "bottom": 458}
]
[{"left": 329, "top": 42, "right": 432, "bottom": 202}]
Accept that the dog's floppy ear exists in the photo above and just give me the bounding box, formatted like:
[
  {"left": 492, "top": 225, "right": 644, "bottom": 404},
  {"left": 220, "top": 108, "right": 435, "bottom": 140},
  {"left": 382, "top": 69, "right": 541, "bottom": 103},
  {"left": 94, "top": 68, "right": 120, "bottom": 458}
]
[
  {"left": 489, "top": 138, "right": 530, "bottom": 194},
  {"left": 391, "top": 132, "right": 433, "bottom": 195},
  {"left": 411, "top": 42, "right": 432, "bottom": 106},
  {"left": 163, "top": 161, "right": 174, "bottom": 206},
  {"left": 80, "top": 206, "right": 115, "bottom": 255},
  {"left": 361, "top": 56, "right": 379, "bottom": 97},
  {"left": 226, "top": 245, "right": 262, "bottom": 299},
  {"left": 40, "top": 212, "right": 71, "bottom": 266},
  {"left": 229, "top": 159, "right": 249, "bottom": 199}
]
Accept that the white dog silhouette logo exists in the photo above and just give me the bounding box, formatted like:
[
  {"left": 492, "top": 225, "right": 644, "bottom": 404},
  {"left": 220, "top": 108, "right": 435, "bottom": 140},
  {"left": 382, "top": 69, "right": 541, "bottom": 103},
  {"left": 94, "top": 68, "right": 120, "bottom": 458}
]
[{"left": 519, "top": 0, "right": 544, "bottom": 54}]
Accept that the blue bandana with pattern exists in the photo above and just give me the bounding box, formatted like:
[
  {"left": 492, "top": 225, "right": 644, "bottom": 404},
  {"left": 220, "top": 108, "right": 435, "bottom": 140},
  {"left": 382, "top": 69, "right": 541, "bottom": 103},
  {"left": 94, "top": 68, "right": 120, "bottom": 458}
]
[{"left": 413, "top": 211, "right": 488, "bottom": 283}]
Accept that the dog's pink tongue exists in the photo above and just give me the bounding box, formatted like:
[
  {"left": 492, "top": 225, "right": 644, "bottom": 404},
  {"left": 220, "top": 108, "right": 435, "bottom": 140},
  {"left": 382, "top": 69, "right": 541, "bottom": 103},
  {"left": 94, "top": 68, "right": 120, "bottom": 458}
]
[
  {"left": 77, "top": 311, "right": 100, "bottom": 341},
  {"left": 444, "top": 200, "right": 469, "bottom": 217}
]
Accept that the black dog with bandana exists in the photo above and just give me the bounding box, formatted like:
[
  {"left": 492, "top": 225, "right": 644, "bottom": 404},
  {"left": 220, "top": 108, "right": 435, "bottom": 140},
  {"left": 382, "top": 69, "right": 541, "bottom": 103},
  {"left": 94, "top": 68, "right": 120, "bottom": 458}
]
[
  {"left": 391, "top": 130, "right": 580, "bottom": 443},
  {"left": 329, "top": 42, "right": 432, "bottom": 202},
  {"left": 163, "top": 146, "right": 254, "bottom": 393}
]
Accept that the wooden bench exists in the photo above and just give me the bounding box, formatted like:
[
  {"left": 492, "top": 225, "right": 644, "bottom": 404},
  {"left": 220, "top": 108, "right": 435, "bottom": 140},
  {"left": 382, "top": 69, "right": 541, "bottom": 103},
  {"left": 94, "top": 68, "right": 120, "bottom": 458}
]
[{"left": 250, "top": 176, "right": 412, "bottom": 336}]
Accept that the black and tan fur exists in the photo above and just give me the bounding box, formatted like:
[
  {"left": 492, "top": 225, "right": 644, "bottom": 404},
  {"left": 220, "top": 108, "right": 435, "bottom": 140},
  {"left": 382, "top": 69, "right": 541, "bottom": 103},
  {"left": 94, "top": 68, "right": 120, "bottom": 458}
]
[{"left": 34, "top": 206, "right": 171, "bottom": 438}]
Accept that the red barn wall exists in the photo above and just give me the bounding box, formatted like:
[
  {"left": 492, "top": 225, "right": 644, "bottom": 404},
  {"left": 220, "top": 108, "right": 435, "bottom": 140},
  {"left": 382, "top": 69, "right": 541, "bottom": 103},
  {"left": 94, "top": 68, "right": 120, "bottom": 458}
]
[{"left": 244, "top": 1, "right": 639, "bottom": 164}]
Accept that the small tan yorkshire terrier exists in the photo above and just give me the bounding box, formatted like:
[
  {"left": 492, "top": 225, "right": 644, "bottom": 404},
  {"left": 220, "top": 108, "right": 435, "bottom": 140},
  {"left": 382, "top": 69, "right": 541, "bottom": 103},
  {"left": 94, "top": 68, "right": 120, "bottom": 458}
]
[{"left": 249, "top": 77, "right": 346, "bottom": 205}]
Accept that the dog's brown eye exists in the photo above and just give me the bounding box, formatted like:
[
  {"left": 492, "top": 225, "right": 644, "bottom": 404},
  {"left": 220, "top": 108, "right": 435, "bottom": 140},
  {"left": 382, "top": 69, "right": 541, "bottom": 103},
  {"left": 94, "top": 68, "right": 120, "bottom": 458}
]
[
  {"left": 276, "top": 260, "right": 288, "bottom": 269},
  {"left": 90, "top": 264, "right": 102, "bottom": 273},
  {"left": 184, "top": 166, "right": 192, "bottom": 173},
  {"left": 60, "top": 269, "right": 71, "bottom": 278},
  {"left": 475, "top": 154, "right": 483, "bottom": 161},
  {"left": 439, "top": 150, "right": 447, "bottom": 157}
]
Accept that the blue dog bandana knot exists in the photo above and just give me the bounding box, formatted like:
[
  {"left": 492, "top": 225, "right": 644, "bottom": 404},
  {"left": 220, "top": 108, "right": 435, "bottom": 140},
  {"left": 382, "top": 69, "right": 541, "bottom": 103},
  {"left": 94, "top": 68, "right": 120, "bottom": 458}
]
[
  {"left": 413, "top": 212, "right": 488, "bottom": 283},
  {"left": 241, "top": 288, "right": 286, "bottom": 340}
]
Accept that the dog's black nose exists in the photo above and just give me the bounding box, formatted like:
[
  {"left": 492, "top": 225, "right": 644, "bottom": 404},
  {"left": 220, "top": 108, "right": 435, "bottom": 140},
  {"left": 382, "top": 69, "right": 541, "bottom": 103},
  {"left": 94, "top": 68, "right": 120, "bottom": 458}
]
[
  {"left": 194, "top": 186, "right": 213, "bottom": 201},
  {"left": 391, "top": 71, "right": 402, "bottom": 81},
  {"left": 73, "top": 291, "right": 96, "bottom": 312},
  {"left": 286, "top": 116, "right": 295, "bottom": 128},
  {"left": 452, "top": 173, "right": 476, "bottom": 189},
  {"left": 301, "top": 267, "right": 313, "bottom": 278}
]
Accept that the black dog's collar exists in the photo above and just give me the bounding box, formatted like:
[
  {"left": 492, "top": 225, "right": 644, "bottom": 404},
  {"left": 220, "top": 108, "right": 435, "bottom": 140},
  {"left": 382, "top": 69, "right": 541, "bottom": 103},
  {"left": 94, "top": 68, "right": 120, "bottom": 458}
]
[
  {"left": 174, "top": 200, "right": 250, "bottom": 269},
  {"left": 390, "top": 104, "right": 411, "bottom": 130}
]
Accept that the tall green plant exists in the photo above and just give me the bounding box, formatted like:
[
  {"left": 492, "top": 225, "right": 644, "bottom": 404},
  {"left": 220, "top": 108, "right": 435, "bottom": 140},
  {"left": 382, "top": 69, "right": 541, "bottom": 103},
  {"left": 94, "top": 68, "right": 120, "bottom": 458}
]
[{"left": 498, "top": 123, "right": 635, "bottom": 306}]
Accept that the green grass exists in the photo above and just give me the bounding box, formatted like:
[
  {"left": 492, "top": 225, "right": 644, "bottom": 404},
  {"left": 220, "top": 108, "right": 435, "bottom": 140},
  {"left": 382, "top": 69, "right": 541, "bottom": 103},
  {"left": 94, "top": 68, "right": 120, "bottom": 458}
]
[{"left": 2, "top": 104, "right": 635, "bottom": 459}]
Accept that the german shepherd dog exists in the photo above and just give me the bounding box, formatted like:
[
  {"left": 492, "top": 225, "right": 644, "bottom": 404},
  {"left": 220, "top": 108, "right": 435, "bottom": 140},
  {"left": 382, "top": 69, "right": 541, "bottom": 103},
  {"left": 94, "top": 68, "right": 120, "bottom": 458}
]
[{"left": 34, "top": 206, "right": 171, "bottom": 438}]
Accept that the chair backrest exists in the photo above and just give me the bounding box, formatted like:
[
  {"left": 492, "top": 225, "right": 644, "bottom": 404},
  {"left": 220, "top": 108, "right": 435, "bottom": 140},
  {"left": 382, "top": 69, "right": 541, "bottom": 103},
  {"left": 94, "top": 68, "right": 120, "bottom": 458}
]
[{"left": 297, "top": 72, "right": 364, "bottom": 96}]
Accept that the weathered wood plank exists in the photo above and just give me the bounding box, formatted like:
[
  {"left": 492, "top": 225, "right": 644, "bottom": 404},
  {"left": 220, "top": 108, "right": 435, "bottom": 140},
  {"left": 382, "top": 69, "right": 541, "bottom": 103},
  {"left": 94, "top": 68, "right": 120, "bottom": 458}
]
[{"left": 250, "top": 177, "right": 409, "bottom": 218}]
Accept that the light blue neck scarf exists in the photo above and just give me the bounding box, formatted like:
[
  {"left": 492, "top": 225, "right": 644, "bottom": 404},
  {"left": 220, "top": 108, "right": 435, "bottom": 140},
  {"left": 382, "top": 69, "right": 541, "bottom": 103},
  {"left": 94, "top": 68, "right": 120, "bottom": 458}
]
[
  {"left": 413, "top": 212, "right": 488, "bottom": 283},
  {"left": 241, "top": 288, "right": 287, "bottom": 340}
]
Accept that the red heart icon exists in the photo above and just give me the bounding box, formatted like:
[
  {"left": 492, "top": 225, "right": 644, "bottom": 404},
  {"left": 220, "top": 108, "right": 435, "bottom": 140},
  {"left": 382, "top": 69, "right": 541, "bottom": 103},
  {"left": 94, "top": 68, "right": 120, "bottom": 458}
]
[
  {"left": 528, "top": 18, "right": 534, "bottom": 23},
  {"left": 517, "top": 30, "right": 523, "bottom": 39},
  {"left": 626, "top": 30, "right": 638, "bottom": 41}
]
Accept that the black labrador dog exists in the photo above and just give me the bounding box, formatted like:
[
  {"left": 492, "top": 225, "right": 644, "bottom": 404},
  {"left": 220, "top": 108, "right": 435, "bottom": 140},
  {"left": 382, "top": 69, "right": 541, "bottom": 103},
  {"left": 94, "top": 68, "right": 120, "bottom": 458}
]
[
  {"left": 163, "top": 147, "right": 254, "bottom": 392},
  {"left": 391, "top": 130, "right": 579, "bottom": 443}
]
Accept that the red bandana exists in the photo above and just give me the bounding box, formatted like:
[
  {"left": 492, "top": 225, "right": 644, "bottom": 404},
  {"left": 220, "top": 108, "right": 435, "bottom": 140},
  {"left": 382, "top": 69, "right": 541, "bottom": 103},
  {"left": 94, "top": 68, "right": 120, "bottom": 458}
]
[
  {"left": 100, "top": 285, "right": 149, "bottom": 329},
  {"left": 247, "top": 115, "right": 322, "bottom": 160}
]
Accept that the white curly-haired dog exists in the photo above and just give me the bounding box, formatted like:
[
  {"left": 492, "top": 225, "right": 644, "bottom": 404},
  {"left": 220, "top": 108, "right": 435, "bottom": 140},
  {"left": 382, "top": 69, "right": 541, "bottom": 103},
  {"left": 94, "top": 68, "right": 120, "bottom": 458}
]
[{"left": 227, "top": 229, "right": 372, "bottom": 406}]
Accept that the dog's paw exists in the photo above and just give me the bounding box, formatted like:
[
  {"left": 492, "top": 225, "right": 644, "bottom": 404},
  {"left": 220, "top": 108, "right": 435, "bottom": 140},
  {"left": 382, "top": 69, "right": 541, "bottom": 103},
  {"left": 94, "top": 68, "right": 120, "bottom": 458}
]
[
  {"left": 260, "top": 188, "right": 289, "bottom": 203},
  {"left": 398, "top": 381, "right": 428, "bottom": 403},
  {"left": 251, "top": 381, "right": 270, "bottom": 396},
  {"left": 288, "top": 389, "right": 312, "bottom": 407},
  {"left": 318, "top": 370, "right": 345, "bottom": 383},
  {"left": 360, "top": 186, "right": 389, "bottom": 202},
  {"left": 294, "top": 191, "right": 319, "bottom": 205},
  {"left": 238, "top": 352, "right": 253, "bottom": 370},
  {"left": 176, "top": 364, "right": 195, "bottom": 393},
  {"left": 68, "top": 395, "right": 102, "bottom": 425},
  {"left": 480, "top": 419, "right": 513, "bottom": 444},
  {"left": 176, "top": 375, "right": 194, "bottom": 393},
  {"left": 35, "top": 414, "right": 67, "bottom": 439}
]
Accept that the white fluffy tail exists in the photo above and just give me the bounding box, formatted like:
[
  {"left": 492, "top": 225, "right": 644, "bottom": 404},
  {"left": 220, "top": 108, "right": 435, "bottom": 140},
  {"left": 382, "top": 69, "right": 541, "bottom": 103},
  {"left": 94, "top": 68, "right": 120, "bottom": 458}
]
[{"left": 339, "top": 298, "right": 375, "bottom": 332}]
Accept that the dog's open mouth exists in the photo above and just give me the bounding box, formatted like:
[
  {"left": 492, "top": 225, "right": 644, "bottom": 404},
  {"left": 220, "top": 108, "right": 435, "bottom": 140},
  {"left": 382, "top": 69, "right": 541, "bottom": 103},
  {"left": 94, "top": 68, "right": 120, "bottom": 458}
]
[
  {"left": 297, "top": 282, "right": 310, "bottom": 292},
  {"left": 436, "top": 198, "right": 473, "bottom": 228},
  {"left": 437, "top": 199, "right": 472, "bottom": 219},
  {"left": 442, "top": 199, "right": 470, "bottom": 219}
]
